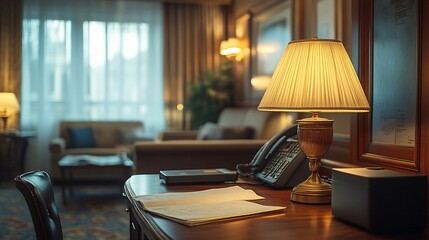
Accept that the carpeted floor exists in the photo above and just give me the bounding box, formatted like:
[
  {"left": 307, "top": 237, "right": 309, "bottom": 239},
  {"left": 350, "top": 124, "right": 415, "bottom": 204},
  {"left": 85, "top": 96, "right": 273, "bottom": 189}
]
[{"left": 0, "top": 181, "right": 129, "bottom": 240}]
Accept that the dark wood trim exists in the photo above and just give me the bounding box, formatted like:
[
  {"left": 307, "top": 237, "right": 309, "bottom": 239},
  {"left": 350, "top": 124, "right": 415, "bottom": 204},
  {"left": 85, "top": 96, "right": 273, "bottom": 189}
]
[
  {"left": 420, "top": 0, "right": 429, "bottom": 228},
  {"left": 349, "top": 0, "right": 359, "bottom": 165},
  {"left": 293, "top": 0, "right": 306, "bottom": 39},
  {"left": 356, "top": 0, "right": 373, "bottom": 167},
  {"left": 125, "top": 180, "right": 170, "bottom": 240},
  {"left": 320, "top": 159, "right": 359, "bottom": 178},
  {"left": 421, "top": 0, "right": 429, "bottom": 177}
]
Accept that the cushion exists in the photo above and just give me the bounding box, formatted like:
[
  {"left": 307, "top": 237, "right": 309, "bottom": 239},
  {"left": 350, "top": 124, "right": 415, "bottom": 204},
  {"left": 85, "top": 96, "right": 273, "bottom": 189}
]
[
  {"left": 197, "top": 122, "right": 222, "bottom": 140},
  {"left": 67, "top": 127, "right": 96, "bottom": 148},
  {"left": 92, "top": 127, "right": 117, "bottom": 148},
  {"left": 197, "top": 122, "right": 255, "bottom": 140}
]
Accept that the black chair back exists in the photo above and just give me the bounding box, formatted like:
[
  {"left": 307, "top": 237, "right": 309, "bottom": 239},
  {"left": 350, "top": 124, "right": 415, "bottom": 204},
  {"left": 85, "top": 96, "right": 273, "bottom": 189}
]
[{"left": 15, "top": 170, "right": 63, "bottom": 240}]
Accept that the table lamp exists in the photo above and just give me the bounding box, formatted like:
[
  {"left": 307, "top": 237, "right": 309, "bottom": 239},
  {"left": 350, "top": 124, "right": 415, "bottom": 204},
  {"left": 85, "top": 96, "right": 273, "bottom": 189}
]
[
  {"left": 258, "top": 39, "right": 370, "bottom": 204},
  {"left": 0, "top": 92, "right": 20, "bottom": 133}
]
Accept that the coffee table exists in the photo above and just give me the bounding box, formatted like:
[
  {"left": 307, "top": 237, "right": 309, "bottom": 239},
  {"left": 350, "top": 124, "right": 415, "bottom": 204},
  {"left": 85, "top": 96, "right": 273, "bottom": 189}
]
[{"left": 58, "top": 154, "right": 134, "bottom": 203}]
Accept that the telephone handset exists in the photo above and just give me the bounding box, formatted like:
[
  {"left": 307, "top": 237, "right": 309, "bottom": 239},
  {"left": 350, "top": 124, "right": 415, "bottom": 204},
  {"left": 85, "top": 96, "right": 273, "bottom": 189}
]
[{"left": 236, "top": 125, "right": 309, "bottom": 189}]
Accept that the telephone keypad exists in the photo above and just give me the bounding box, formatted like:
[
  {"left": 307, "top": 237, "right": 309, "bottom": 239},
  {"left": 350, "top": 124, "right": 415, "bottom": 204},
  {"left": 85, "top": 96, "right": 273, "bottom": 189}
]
[{"left": 261, "top": 142, "right": 301, "bottom": 180}]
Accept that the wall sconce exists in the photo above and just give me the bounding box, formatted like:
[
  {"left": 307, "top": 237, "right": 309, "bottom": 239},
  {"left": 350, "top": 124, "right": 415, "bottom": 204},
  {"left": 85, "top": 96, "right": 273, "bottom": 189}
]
[{"left": 220, "top": 37, "right": 243, "bottom": 61}]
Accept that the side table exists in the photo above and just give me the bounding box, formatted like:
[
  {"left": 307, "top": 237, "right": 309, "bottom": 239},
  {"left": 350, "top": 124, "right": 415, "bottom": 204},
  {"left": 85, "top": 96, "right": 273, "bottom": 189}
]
[
  {"left": 0, "top": 131, "right": 36, "bottom": 180},
  {"left": 58, "top": 154, "right": 134, "bottom": 203}
]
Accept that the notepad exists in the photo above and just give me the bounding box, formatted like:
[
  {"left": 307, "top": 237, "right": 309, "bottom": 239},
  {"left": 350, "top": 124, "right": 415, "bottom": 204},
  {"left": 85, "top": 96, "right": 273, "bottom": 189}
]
[{"left": 134, "top": 186, "right": 286, "bottom": 226}]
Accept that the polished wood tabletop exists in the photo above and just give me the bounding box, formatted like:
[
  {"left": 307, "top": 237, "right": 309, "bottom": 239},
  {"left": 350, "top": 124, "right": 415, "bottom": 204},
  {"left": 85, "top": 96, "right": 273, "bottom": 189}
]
[{"left": 124, "top": 174, "right": 427, "bottom": 240}]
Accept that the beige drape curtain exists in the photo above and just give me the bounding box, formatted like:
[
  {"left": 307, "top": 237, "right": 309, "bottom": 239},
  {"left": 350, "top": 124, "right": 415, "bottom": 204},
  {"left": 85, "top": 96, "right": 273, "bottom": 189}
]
[
  {"left": 163, "top": 3, "right": 229, "bottom": 129},
  {"left": 0, "top": 0, "right": 23, "bottom": 130}
]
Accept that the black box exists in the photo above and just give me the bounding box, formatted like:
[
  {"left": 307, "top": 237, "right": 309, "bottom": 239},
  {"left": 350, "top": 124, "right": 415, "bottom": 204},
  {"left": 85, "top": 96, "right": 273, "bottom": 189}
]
[
  {"left": 332, "top": 167, "right": 427, "bottom": 233},
  {"left": 159, "top": 168, "right": 238, "bottom": 184}
]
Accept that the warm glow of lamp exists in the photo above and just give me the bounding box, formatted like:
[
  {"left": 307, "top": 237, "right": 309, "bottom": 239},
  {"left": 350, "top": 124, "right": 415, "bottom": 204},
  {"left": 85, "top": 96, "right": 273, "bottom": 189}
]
[
  {"left": 220, "top": 37, "right": 242, "bottom": 61},
  {"left": 258, "top": 39, "right": 370, "bottom": 204},
  {"left": 0, "top": 92, "right": 20, "bottom": 133},
  {"left": 176, "top": 103, "right": 184, "bottom": 111},
  {"left": 251, "top": 75, "right": 271, "bottom": 90}
]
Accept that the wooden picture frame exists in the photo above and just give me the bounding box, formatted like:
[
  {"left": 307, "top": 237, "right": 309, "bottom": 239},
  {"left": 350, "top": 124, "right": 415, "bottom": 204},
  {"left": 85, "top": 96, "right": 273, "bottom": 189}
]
[
  {"left": 356, "top": 0, "right": 420, "bottom": 171},
  {"left": 249, "top": 1, "right": 293, "bottom": 104}
]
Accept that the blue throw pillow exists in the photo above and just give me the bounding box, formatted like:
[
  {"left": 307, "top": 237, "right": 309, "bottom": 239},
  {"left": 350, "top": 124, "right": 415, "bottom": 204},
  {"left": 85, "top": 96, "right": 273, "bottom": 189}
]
[{"left": 67, "top": 127, "right": 96, "bottom": 148}]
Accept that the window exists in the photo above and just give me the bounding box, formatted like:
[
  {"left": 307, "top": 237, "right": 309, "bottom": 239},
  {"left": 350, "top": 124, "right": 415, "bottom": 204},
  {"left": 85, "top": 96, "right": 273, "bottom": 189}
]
[{"left": 21, "top": 0, "right": 164, "bottom": 171}]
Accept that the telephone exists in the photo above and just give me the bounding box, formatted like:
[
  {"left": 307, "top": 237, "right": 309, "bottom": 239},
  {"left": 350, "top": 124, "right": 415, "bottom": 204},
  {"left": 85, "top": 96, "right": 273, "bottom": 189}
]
[{"left": 236, "top": 125, "right": 309, "bottom": 189}]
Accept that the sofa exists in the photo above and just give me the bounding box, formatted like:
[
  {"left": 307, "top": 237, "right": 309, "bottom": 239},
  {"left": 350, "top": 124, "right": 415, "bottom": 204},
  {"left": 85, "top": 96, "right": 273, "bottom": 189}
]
[
  {"left": 134, "top": 108, "right": 297, "bottom": 174},
  {"left": 49, "top": 121, "right": 147, "bottom": 180}
]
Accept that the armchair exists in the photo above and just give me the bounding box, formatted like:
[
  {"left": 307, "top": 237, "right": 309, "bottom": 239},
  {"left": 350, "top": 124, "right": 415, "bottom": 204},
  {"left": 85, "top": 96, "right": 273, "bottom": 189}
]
[{"left": 134, "top": 108, "right": 296, "bottom": 174}]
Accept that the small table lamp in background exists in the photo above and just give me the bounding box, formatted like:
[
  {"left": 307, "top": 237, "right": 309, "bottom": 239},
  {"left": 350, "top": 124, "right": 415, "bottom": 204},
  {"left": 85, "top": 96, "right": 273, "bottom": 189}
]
[
  {"left": 0, "top": 92, "right": 20, "bottom": 133},
  {"left": 258, "top": 39, "right": 370, "bottom": 204}
]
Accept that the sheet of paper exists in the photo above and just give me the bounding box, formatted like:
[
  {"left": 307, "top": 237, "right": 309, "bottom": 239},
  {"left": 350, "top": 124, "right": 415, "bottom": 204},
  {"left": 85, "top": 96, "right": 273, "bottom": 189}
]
[
  {"left": 134, "top": 186, "right": 286, "bottom": 226},
  {"left": 148, "top": 200, "right": 285, "bottom": 226},
  {"left": 135, "top": 186, "right": 264, "bottom": 208}
]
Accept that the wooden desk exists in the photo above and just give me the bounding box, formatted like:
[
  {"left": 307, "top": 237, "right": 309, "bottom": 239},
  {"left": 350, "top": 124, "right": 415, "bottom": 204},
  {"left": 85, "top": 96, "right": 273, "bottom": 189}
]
[{"left": 124, "top": 174, "right": 427, "bottom": 240}]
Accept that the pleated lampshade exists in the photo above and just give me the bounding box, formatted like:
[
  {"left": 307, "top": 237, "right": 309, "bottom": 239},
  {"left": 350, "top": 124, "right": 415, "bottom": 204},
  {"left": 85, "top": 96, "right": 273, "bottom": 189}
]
[
  {"left": 258, "top": 39, "right": 370, "bottom": 113},
  {"left": 0, "top": 92, "right": 20, "bottom": 116}
]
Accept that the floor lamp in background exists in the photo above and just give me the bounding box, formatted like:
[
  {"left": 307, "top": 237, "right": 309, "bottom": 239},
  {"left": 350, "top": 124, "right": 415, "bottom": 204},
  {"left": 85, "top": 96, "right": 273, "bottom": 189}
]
[
  {"left": 258, "top": 39, "right": 370, "bottom": 204},
  {"left": 0, "top": 92, "right": 20, "bottom": 133}
]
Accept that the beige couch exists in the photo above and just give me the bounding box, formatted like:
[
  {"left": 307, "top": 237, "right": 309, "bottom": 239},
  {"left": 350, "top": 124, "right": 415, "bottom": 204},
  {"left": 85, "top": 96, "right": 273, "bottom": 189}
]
[
  {"left": 134, "top": 108, "right": 296, "bottom": 174},
  {"left": 49, "top": 121, "right": 146, "bottom": 180}
]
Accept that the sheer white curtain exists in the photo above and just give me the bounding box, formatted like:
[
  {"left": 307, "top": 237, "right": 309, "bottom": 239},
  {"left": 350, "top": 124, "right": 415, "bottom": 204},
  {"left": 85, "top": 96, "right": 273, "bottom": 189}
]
[{"left": 21, "top": 0, "right": 165, "bottom": 171}]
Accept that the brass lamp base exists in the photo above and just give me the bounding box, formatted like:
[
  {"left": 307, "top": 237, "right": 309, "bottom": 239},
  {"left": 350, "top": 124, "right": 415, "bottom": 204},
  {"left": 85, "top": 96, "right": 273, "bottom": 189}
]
[
  {"left": 290, "top": 174, "right": 332, "bottom": 204},
  {"left": 290, "top": 114, "right": 333, "bottom": 204}
]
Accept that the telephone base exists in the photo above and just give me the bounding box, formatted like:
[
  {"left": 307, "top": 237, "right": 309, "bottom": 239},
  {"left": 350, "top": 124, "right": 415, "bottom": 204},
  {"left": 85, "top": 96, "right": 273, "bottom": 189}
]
[{"left": 290, "top": 181, "right": 331, "bottom": 204}]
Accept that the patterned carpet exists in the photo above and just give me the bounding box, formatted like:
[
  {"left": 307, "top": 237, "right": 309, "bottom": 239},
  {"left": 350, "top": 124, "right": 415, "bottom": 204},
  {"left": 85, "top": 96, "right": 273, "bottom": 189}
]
[{"left": 0, "top": 181, "right": 129, "bottom": 240}]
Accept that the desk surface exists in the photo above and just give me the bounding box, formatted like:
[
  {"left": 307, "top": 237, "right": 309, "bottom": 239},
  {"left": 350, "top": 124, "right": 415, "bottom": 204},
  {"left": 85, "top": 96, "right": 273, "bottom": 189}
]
[{"left": 124, "top": 174, "right": 427, "bottom": 240}]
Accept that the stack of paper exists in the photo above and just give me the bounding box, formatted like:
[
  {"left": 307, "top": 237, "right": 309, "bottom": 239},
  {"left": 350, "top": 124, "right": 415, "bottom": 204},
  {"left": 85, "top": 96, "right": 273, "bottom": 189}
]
[{"left": 134, "top": 186, "right": 286, "bottom": 226}]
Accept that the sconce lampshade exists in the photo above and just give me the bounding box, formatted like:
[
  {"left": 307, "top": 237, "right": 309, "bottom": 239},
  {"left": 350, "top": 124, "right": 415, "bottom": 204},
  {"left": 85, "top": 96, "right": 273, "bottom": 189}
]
[
  {"left": 220, "top": 37, "right": 242, "bottom": 61},
  {"left": 258, "top": 39, "right": 370, "bottom": 113},
  {"left": 0, "top": 92, "right": 20, "bottom": 116},
  {"left": 258, "top": 39, "right": 370, "bottom": 204}
]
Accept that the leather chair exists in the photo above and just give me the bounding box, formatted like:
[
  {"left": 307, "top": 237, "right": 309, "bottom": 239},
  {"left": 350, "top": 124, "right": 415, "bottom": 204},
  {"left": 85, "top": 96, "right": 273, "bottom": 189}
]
[{"left": 14, "top": 170, "right": 63, "bottom": 240}]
